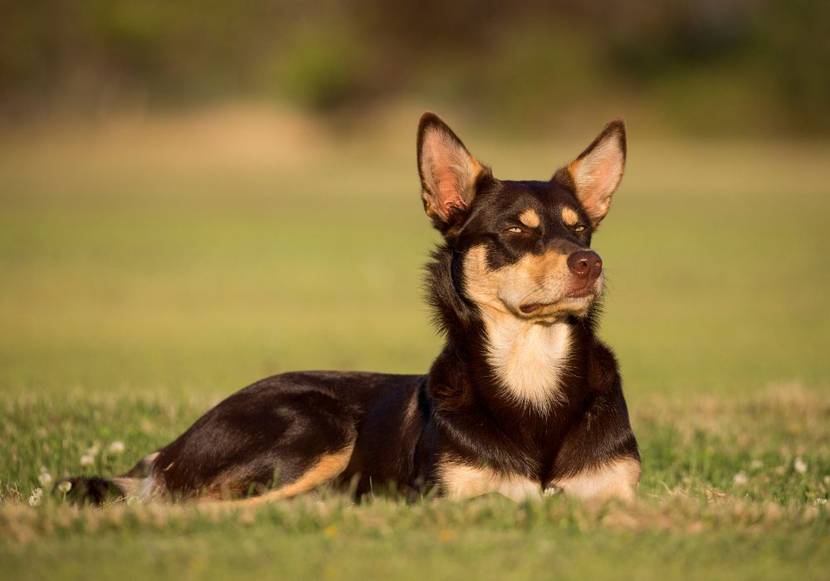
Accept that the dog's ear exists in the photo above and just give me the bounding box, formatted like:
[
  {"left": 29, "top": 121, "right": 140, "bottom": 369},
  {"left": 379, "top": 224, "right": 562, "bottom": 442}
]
[
  {"left": 555, "top": 120, "right": 626, "bottom": 228},
  {"left": 417, "top": 113, "right": 485, "bottom": 228}
]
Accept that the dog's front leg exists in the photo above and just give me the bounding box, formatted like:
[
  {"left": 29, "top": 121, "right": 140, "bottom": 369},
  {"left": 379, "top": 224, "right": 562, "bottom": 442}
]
[
  {"left": 545, "top": 457, "right": 640, "bottom": 503},
  {"left": 439, "top": 462, "right": 543, "bottom": 501}
]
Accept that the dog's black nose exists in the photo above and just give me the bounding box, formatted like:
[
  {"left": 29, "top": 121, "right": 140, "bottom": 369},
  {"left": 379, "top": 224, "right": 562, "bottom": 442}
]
[{"left": 567, "top": 250, "right": 603, "bottom": 279}]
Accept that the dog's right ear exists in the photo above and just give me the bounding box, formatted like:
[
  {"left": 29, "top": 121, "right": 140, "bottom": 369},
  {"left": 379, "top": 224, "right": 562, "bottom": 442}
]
[{"left": 417, "top": 113, "right": 484, "bottom": 229}]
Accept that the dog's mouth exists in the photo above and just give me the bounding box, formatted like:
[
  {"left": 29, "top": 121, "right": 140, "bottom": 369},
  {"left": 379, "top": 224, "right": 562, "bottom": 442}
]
[
  {"left": 565, "top": 284, "right": 598, "bottom": 299},
  {"left": 517, "top": 285, "right": 598, "bottom": 317},
  {"left": 518, "top": 296, "right": 594, "bottom": 317},
  {"left": 518, "top": 302, "right": 557, "bottom": 316}
]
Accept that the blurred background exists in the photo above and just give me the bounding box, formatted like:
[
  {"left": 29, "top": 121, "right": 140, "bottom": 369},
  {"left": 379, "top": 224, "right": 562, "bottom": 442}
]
[
  {"left": 1, "top": 0, "right": 828, "bottom": 403},
  {"left": 3, "top": 0, "right": 830, "bottom": 134}
]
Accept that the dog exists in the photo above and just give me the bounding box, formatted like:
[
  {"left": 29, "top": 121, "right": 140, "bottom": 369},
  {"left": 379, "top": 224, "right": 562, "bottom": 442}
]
[{"left": 60, "top": 113, "right": 640, "bottom": 506}]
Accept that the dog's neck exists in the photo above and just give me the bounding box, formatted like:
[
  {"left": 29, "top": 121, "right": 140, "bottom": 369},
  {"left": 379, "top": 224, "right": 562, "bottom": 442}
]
[
  {"left": 477, "top": 307, "right": 572, "bottom": 413},
  {"left": 426, "top": 246, "right": 580, "bottom": 414}
]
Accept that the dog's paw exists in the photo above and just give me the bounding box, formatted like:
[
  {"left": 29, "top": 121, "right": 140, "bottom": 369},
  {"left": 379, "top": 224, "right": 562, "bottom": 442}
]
[{"left": 543, "top": 485, "right": 563, "bottom": 497}]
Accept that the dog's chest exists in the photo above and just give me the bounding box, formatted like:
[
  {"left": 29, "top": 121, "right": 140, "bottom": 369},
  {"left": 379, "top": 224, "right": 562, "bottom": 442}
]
[{"left": 484, "top": 319, "right": 571, "bottom": 411}]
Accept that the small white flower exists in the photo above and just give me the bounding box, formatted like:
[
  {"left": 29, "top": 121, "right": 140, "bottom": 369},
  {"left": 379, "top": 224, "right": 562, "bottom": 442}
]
[
  {"left": 733, "top": 472, "right": 748, "bottom": 486},
  {"left": 38, "top": 471, "right": 53, "bottom": 487},
  {"left": 57, "top": 480, "right": 72, "bottom": 494},
  {"left": 108, "top": 441, "right": 125, "bottom": 454},
  {"left": 794, "top": 458, "right": 808, "bottom": 474},
  {"left": 80, "top": 453, "right": 95, "bottom": 467},
  {"left": 28, "top": 487, "right": 43, "bottom": 507},
  {"left": 749, "top": 459, "right": 763, "bottom": 470}
]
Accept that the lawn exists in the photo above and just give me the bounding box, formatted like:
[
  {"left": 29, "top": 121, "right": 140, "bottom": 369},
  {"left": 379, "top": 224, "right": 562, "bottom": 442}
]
[{"left": 1, "top": 107, "right": 829, "bottom": 579}]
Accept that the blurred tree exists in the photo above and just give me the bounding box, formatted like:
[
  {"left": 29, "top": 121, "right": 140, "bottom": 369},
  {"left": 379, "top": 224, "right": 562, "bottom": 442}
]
[{"left": 0, "top": 0, "right": 827, "bottom": 134}]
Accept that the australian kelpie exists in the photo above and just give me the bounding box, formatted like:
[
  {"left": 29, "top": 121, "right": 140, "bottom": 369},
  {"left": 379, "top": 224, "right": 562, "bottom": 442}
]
[{"left": 61, "top": 113, "right": 640, "bottom": 505}]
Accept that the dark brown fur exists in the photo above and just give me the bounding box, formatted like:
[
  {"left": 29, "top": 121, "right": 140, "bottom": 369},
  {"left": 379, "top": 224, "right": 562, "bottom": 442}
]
[{"left": 60, "top": 114, "right": 639, "bottom": 505}]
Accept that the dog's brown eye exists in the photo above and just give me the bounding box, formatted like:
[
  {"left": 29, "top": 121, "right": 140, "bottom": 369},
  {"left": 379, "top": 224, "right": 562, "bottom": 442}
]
[
  {"left": 506, "top": 226, "right": 523, "bottom": 234},
  {"left": 573, "top": 225, "right": 587, "bottom": 233}
]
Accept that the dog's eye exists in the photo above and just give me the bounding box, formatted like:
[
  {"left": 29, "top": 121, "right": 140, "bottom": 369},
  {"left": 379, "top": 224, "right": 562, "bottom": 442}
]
[
  {"left": 506, "top": 226, "right": 524, "bottom": 234},
  {"left": 573, "top": 225, "right": 587, "bottom": 234}
]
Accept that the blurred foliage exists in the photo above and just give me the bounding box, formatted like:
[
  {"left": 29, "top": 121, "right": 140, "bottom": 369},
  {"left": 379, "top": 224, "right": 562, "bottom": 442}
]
[{"left": 1, "top": 0, "right": 829, "bottom": 134}]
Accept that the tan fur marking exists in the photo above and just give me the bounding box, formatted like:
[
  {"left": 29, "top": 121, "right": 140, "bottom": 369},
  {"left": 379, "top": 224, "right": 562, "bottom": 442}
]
[
  {"left": 440, "top": 460, "right": 540, "bottom": 501},
  {"left": 552, "top": 457, "right": 640, "bottom": 502},
  {"left": 210, "top": 444, "right": 355, "bottom": 508},
  {"left": 112, "top": 475, "right": 163, "bottom": 501},
  {"left": 111, "top": 452, "right": 163, "bottom": 501},
  {"left": 561, "top": 206, "right": 579, "bottom": 227},
  {"left": 463, "top": 245, "right": 580, "bottom": 411},
  {"left": 519, "top": 208, "right": 541, "bottom": 228},
  {"left": 463, "top": 245, "right": 510, "bottom": 315},
  {"left": 463, "top": 245, "right": 573, "bottom": 317},
  {"left": 123, "top": 451, "right": 159, "bottom": 478}
]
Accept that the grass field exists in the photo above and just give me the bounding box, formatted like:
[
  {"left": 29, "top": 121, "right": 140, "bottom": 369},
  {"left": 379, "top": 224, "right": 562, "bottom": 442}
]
[{"left": 1, "top": 107, "right": 829, "bottom": 579}]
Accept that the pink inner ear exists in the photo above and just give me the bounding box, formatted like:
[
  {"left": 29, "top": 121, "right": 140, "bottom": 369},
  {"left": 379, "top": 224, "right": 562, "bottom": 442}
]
[
  {"left": 584, "top": 160, "right": 619, "bottom": 199},
  {"left": 436, "top": 167, "right": 467, "bottom": 216},
  {"left": 420, "top": 127, "right": 480, "bottom": 222},
  {"left": 569, "top": 138, "right": 624, "bottom": 224}
]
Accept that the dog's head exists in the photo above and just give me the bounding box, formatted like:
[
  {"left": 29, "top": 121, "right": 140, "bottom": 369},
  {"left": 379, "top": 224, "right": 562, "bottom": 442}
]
[{"left": 418, "top": 113, "right": 626, "bottom": 323}]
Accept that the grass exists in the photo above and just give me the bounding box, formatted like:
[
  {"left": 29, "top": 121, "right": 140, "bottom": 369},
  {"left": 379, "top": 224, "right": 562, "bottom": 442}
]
[
  {"left": 2, "top": 388, "right": 829, "bottom": 579},
  {"left": 1, "top": 106, "right": 829, "bottom": 579}
]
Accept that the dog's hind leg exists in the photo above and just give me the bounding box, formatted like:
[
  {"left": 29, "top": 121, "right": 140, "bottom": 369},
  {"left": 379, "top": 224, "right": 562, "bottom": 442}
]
[
  {"left": 122, "top": 451, "right": 160, "bottom": 478},
  {"left": 153, "top": 384, "right": 361, "bottom": 503},
  {"left": 58, "top": 378, "right": 364, "bottom": 506},
  {"left": 205, "top": 442, "right": 356, "bottom": 508}
]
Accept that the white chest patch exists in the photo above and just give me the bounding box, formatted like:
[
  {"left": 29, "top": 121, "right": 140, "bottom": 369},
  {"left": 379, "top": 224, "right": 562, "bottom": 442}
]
[{"left": 484, "top": 317, "right": 571, "bottom": 412}]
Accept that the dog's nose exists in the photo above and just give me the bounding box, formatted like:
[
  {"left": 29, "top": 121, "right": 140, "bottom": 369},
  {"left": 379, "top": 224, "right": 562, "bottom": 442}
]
[{"left": 567, "top": 250, "right": 603, "bottom": 279}]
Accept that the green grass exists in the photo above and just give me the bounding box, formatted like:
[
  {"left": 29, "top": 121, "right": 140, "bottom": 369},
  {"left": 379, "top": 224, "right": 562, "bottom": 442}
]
[
  {"left": 2, "top": 389, "right": 829, "bottom": 579},
  {"left": 1, "top": 109, "right": 829, "bottom": 579}
]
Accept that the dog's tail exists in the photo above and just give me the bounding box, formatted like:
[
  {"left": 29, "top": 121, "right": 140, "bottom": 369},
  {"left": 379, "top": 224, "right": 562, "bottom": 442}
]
[
  {"left": 54, "top": 452, "right": 161, "bottom": 506},
  {"left": 54, "top": 476, "right": 127, "bottom": 505}
]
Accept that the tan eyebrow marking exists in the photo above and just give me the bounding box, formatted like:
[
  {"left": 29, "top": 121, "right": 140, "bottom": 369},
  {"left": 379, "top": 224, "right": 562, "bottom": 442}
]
[
  {"left": 519, "top": 209, "right": 541, "bottom": 228},
  {"left": 561, "top": 207, "right": 579, "bottom": 226}
]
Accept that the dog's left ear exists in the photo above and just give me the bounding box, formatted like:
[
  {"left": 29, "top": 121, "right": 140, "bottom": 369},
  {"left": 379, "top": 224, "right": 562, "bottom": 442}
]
[
  {"left": 555, "top": 120, "right": 626, "bottom": 227},
  {"left": 417, "top": 113, "right": 485, "bottom": 229}
]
